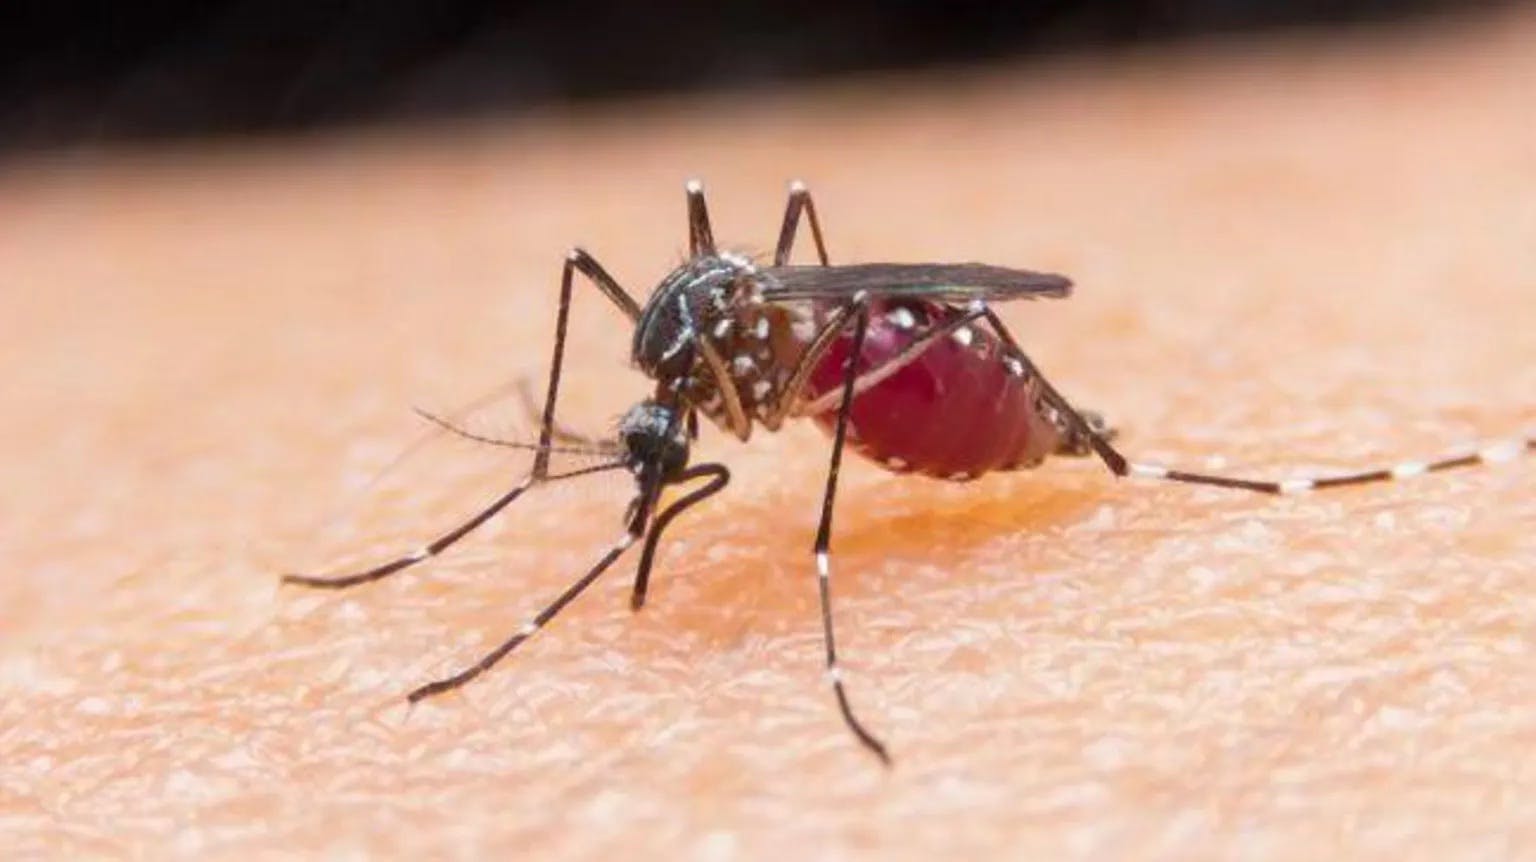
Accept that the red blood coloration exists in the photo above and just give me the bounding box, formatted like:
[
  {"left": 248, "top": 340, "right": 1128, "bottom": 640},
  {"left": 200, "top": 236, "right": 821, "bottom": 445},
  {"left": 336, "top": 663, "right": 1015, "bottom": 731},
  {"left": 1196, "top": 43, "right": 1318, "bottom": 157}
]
[{"left": 804, "top": 300, "right": 1064, "bottom": 480}]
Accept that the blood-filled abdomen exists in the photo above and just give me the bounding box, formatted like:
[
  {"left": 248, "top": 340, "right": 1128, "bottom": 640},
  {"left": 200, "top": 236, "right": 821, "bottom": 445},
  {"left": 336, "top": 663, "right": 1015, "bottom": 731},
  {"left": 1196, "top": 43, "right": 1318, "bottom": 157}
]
[{"left": 804, "top": 300, "right": 1063, "bottom": 481}]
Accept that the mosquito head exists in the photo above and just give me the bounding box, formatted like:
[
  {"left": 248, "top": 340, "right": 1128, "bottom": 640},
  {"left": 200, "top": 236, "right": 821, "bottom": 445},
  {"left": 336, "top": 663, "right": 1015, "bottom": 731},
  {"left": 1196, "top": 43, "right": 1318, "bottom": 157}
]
[{"left": 618, "top": 399, "right": 690, "bottom": 480}]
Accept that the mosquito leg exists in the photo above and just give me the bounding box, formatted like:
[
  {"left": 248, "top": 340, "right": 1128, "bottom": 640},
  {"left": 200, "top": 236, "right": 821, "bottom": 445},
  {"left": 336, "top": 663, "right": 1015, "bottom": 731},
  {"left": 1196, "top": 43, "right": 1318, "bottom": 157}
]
[
  {"left": 724, "top": 290, "right": 890, "bottom": 757},
  {"left": 980, "top": 308, "right": 1533, "bottom": 494},
  {"left": 283, "top": 483, "right": 534, "bottom": 589},
  {"left": 630, "top": 463, "right": 731, "bottom": 612},
  {"left": 407, "top": 424, "right": 678, "bottom": 702},
  {"left": 803, "top": 293, "right": 892, "bottom": 765},
  {"left": 686, "top": 180, "right": 717, "bottom": 257},
  {"left": 385, "top": 246, "right": 634, "bottom": 481},
  {"left": 407, "top": 521, "right": 648, "bottom": 703},
  {"left": 408, "top": 385, "right": 689, "bottom": 700},
  {"left": 282, "top": 461, "right": 627, "bottom": 589},
  {"left": 533, "top": 249, "right": 641, "bottom": 478},
  {"left": 773, "top": 179, "right": 830, "bottom": 266}
]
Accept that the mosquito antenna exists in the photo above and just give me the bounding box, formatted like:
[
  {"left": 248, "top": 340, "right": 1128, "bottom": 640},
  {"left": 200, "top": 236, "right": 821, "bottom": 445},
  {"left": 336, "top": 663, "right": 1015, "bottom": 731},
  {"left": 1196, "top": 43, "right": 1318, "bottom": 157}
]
[
  {"left": 512, "top": 376, "right": 616, "bottom": 450},
  {"left": 411, "top": 406, "right": 618, "bottom": 458},
  {"left": 310, "top": 378, "right": 528, "bottom": 533},
  {"left": 282, "top": 459, "right": 631, "bottom": 589}
]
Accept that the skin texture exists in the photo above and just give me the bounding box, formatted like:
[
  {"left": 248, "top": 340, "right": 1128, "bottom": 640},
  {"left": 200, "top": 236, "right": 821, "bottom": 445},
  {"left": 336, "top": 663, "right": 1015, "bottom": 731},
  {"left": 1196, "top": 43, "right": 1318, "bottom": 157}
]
[{"left": 2, "top": 10, "right": 1534, "bottom": 859}]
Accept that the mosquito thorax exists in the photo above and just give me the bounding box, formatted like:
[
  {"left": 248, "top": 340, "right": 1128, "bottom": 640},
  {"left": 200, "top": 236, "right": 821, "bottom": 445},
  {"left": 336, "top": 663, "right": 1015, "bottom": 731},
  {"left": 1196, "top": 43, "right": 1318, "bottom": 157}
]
[
  {"left": 631, "top": 252, "right": 823, "bottom": 440},
  {"left": 631, "top": 253, "right": 758, "bottom": 380},
  {"left": 617, "top": 399, "right": 690, "bottom": 479}
]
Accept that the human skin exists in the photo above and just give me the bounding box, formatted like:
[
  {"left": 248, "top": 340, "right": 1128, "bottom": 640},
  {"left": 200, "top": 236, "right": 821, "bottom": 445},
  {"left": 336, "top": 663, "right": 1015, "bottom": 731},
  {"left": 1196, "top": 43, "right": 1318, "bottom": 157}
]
[{"left": 2, "top": 10, "right": 1534, "bottom": 859}]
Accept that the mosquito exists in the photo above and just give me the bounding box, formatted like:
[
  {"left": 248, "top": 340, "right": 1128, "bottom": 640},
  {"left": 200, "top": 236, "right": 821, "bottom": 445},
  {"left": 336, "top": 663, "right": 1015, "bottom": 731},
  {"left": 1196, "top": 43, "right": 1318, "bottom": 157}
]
[{"left": 285, "top": 179, "right": 1532, "bottom": 765}]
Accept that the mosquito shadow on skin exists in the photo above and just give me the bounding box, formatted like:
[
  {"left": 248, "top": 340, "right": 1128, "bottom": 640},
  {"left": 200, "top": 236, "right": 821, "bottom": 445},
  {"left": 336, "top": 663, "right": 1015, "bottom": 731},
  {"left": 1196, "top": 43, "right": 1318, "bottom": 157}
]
[
  {"left": 614, "top": 473, "right": 1105, "bottom": 646},
  {"left": 830, "top": 473, "right": 1105, "bottom": 562}
]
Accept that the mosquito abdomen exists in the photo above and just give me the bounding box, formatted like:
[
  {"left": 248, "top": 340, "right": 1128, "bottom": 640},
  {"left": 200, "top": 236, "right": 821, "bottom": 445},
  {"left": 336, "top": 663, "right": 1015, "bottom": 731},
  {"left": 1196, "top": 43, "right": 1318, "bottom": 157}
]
[{"left": 805, "top": 300, "right": 1065, "bottom": 480}]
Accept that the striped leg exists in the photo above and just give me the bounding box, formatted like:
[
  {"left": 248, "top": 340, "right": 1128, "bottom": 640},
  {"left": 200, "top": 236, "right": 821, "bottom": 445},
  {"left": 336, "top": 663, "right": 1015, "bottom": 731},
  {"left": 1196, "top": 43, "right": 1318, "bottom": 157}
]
[
  {"left": 407, "top": 400, "right": 687, "bottom": 703},
  {"left": 981, "top": 308, "right": 1533, "bottom": 494},
  {"left": 1120, "top": 438, "right": 1532, "bottom": 494},
  {"left": 810, "top": 292, "right": 891, "bottom": 766},
  {"left": 281, "top": 462, "right": 624, "bottom": 589},
  {"left": 407, "top": 526, "right": 645, "bottom": 703}
]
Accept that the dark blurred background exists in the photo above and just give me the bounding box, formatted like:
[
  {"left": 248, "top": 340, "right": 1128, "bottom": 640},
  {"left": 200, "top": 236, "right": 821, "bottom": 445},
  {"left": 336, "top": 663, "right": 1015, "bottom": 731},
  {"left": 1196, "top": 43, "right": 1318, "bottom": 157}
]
[{"left": 0, "top": 0, "right": 1507, "bottom": 153}]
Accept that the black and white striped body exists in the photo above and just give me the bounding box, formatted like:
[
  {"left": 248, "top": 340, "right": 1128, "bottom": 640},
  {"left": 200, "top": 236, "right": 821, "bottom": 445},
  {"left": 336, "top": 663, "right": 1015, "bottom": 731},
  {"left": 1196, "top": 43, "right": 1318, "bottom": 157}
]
[{"left": 632, "top": 253, "right": 826, "bottom": 439}]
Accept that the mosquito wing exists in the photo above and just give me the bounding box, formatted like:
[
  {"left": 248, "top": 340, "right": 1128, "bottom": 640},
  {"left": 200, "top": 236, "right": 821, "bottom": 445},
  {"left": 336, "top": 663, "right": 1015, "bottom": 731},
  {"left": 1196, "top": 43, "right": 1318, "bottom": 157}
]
[{"left": 760, "top": 263, "right": 1072, "bottom": 304}]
